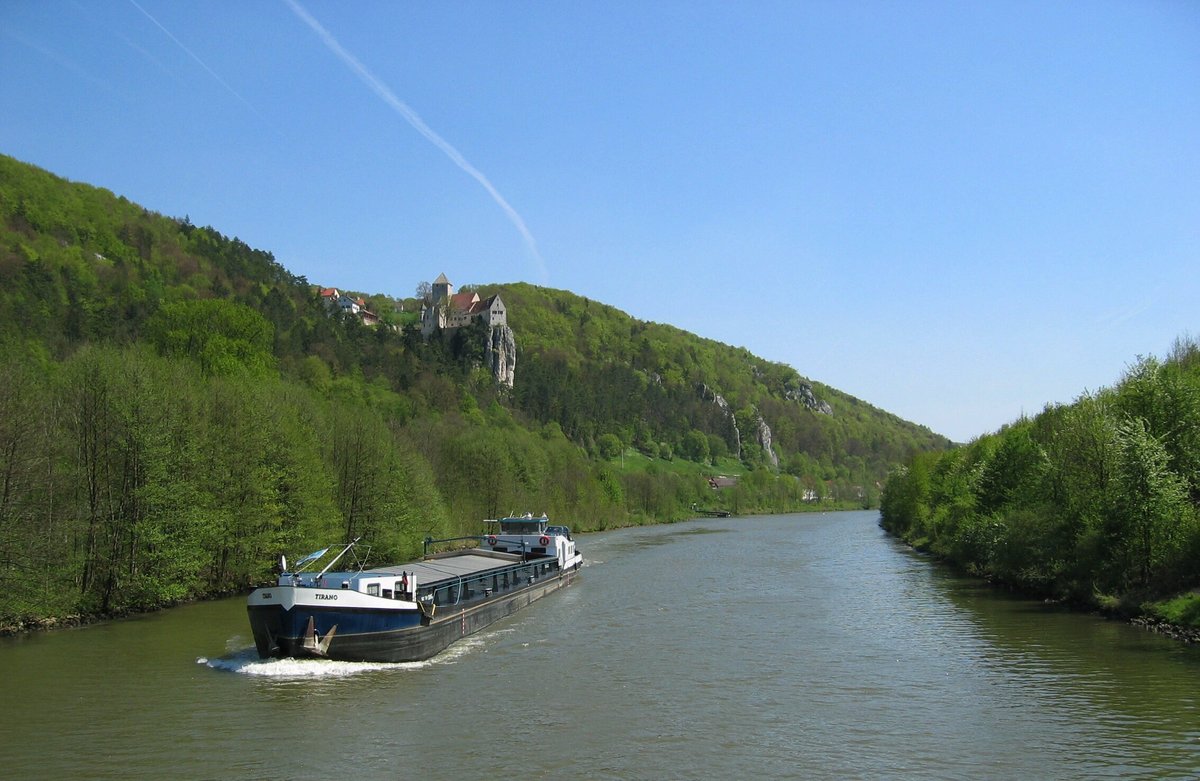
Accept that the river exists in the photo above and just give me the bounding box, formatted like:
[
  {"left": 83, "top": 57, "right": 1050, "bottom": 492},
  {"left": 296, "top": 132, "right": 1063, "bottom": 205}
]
[{"left": 1, "top": 511, "right": 1197, "bottom": 780}]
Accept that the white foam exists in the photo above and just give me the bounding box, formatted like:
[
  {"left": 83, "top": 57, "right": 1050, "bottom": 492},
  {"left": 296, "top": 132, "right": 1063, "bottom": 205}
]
[
  {"left": 199, "top": 647, "right": 427, "bottom": 678},
  {"left": 198, "top": 633, "right": 493, "bottom": 679}
]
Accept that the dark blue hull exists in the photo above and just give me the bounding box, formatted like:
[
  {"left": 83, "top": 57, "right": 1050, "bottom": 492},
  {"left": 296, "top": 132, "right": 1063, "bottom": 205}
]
[{"left": 248, "top": 567, "right": 579, "bottom": 662}]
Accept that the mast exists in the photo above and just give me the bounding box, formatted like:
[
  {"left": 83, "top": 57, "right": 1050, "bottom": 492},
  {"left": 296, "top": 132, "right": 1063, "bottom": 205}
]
[{"left": 317, "top": 538, "right": 361, "bottom": 579}]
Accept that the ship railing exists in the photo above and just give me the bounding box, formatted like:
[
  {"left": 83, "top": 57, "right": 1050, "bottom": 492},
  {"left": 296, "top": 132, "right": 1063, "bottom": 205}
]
[
  {"left": 422, "top": 534, "right": 546, "bottom": 561},
  {"left": 423, "top": 558, "right": 561, "bottom": 608},
  {"left": 422, "top": 535, "right": 489, "bottom": 557}
]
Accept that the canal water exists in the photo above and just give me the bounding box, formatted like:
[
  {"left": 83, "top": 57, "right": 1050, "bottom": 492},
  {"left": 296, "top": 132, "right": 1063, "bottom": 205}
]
[{"left": 1, "top": 511, "right": 1198, "bottom": 780}]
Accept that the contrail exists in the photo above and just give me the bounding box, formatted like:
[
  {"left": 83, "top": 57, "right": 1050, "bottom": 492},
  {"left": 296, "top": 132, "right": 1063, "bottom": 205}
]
[
  {"left": 127, "top": 0, "right": 264, "bottom": 121},
  {"left": 3, "top": 28, "right": 122, "bottom": 98},
  {"left": 283, "top": 0, "right": 547, "bottom": 282}
]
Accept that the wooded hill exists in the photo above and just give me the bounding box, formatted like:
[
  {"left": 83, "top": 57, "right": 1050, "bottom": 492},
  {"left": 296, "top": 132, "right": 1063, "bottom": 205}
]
[{"left": 0, "top": 154, "right": 947, "bottom": 627}]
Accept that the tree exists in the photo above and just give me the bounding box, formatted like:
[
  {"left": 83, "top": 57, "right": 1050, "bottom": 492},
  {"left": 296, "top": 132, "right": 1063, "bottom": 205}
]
[
  {"left": 707, "top": 433, "right": 729, "bottom": 463},
  {"left": 330, "top": 403, "right": 395, "bottom": 543},
  {"left": 1107, "top": 417, "right": 1192, "bottom": 590},
  {"left": 597, "top": 433, "right": 623, "bottom": 460},
  {"left": 974, "top": 423, "right": 1048, "bottom": 514},
  {"left": 0, "top": 347, "right": 62, "bottom": 622},
  {"left": 679, "top": 429, "right": 710, "bottom": 462},
  {"left": 146, "top": 299, "right": 274, "bottom": 375}
]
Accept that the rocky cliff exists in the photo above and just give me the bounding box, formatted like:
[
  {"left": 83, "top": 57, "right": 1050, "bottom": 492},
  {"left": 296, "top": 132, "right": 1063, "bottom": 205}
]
[
  {"left": 698, "top": 383, "right": 742, "bottom": 455},
  {"left": 753, "top": 410, "right": 780, "bottom": 469},
  {"left": 699, "top": 382, "right": 815, "bottom": 469},
  {"left": 785, "top": 379, "right": 833, "bottom": 415},
  {"left": 485, "top": 324, "right": 517, "bottom": 388}
]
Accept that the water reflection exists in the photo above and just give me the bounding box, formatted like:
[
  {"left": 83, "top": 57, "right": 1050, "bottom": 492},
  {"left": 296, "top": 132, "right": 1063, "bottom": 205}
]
[{"left": 926, "top": 562, "right": 1200, "bottom": 776}]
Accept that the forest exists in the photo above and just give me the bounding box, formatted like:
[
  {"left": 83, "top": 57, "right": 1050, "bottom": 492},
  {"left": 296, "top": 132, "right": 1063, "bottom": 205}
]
[
  {"left": 0, "top": 153, "right": 947, "bottom": 628},
  {"left": 880, "top": 341, "right": 1200, "bottom": 628}
]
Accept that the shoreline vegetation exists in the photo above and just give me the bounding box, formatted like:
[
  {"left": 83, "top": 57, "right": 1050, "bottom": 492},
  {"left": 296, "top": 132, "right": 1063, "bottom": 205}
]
[
  {"left": 0, "top": 504, "right": 867, "bottom": 638},
  {"left": 881, "top": 338, "right": 1200, "bottom": 642},
  {"left": 8, "top": 506, "right": 1196, "bottom": 645}
]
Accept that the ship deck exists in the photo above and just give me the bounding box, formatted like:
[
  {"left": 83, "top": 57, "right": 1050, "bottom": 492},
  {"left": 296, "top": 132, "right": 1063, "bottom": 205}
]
[{"left": 362, "top": 551, "right": 543, "bottom": 588}]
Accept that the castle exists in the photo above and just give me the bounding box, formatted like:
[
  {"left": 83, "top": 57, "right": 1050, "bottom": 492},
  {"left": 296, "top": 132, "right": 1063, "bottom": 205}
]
[{"left": 420, "top": 273, "right": 507, "bottom": 337}]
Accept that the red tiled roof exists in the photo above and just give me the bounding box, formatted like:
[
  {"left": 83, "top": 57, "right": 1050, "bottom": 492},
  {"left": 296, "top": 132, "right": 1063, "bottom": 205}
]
[{"left": 449, "top": 292, "right": 479, "bottom": 311}]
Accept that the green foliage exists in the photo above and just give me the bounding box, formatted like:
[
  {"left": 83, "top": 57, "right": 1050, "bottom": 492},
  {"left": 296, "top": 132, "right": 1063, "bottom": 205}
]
[
  {"left": 679, "top": 429, "right": 710, "bottom": 462},
  {"left": 596, "top": 433, "right": 623, "bottom": 460},
  {"left": 1145, "top": 591, "right": 1200, "bottom": 628},
  {"left": 1107, "top": 418, "right": 1192, "bottom": 590},
  {"left": 147, "top": 299, "right": 274, "bottom": 375},
  {"left": 0, "top": 153, "right": 949, "bottom": 627},
  {"left": 881, "top": 345, "right": 1200, "bottom": 608}
]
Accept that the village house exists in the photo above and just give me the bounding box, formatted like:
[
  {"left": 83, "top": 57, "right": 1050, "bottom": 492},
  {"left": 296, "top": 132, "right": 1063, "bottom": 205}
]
[{"left": 320, "top": 287, "right": 381, "bottom": 327}]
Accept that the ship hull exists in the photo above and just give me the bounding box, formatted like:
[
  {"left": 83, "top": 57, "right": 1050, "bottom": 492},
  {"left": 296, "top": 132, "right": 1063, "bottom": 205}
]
[{"left": 248, "top": 565, "right": 579, "bottom": 663}]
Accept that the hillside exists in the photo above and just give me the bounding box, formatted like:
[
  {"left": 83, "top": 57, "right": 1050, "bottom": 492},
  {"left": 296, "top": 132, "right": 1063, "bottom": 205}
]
[
  {"left": 492, "top": 282, "right": 946, "bottom": 481},
  {"left": 0, "top": 153, "right": 948, "bottom": 627}
]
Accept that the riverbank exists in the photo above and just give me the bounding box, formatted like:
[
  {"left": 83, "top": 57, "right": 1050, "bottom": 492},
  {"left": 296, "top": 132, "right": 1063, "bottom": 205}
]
[
  {"left": 12, "top": 514, "right": 1195, "bottom": 647},
  {"left": 0, "top": 509, "right": 737, "bottom": 636},
  {"left": 0, "top": 464, "right": 868, "bottom": 637},
  {"left": 1128, "top": 616, "right": 1200, "bottom": 644},
  {"left": 0, "top": 588, "right": 248, "bottom": 638},
  {"left": 1, "top": 613, "right": 92, "bottom": 637},
  {"left": 891, "top": 532, "right": 1200, "bottom": 645}
]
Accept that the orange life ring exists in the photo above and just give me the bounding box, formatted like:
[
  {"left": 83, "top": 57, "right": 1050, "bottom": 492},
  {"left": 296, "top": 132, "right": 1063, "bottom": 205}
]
[
  {"left": 539, "top": 535, "right": 550, "bottom": 546},
  {"left": 487, "top": 535, "right": 497, "bottom": 546}
]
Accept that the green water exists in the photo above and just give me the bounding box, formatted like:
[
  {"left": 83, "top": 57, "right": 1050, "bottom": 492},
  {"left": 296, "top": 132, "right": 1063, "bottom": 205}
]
[{"left": 1, "top": 511, "right": 1197, "bottom": 780}]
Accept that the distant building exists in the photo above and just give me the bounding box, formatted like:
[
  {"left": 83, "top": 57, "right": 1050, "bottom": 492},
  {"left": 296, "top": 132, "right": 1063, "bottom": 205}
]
[
  {"left": 319, "top": 287, "right": 380, "bottom": 327},
  {"left": 421, "top": 272, "right": 507, "bottom": 337}
]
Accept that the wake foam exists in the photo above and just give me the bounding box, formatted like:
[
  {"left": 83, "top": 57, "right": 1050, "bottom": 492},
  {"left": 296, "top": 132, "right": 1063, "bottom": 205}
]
[
  {"left": 198, "top": 633, "right": 492, "bottom": 678},
  {"left": 197, "top": 648, "right": 425, "bottom": 678}
]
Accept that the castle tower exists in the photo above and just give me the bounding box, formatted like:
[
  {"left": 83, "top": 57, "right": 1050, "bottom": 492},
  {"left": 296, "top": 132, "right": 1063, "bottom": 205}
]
[
  {"left": 422, "top": 273, "right": 453, "bottom": 337},
  {"left": 431, "top": 272, "right": 452, "bottom": 305}
]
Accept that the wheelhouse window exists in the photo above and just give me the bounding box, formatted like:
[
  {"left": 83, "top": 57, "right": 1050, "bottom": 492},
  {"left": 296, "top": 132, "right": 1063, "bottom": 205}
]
[
  {"left": 500, "top": 520, "right": 545, "bottom": 534},
  {"left": 366, "top": 583, "right": 380, "bottom": 596}
]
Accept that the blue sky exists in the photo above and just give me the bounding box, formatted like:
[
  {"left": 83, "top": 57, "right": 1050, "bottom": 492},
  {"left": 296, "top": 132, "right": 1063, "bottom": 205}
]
[{"left": 2, "top": 1, "right": 1197, "bottom": 442}]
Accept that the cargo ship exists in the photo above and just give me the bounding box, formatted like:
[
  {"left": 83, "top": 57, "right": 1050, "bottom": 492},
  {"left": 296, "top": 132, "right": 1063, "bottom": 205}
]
[{"left": 247, "top": 514, "right": 582, "bottom": 662}]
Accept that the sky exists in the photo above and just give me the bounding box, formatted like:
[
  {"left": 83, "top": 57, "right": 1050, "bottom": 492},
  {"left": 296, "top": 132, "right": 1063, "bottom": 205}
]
[{"left": 2, "top": 1, "right": 1197, "bottom": 442}]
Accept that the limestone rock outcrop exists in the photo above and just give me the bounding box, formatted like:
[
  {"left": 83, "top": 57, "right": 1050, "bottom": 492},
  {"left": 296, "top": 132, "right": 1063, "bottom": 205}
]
[
  {"left": 785, "top": 380, "right": 833, "bottom": 415},
  {"left": 698, "top": 383, "right": 742, "bottom": 456},
  {"left": 485, "top": 325, "right": 517, "bottom": 388},
  {"left": 753, "top": 411, "right": 780, "bottom": 469}
]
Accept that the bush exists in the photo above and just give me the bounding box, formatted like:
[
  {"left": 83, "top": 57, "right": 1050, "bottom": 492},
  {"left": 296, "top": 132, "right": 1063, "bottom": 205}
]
[{"left": 597, "top": 433, "right": 623, "bottom": 460}]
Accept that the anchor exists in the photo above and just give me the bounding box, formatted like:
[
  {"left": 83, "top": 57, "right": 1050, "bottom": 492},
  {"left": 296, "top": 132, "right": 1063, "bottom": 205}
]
[{"left": 301, "top": 616, "right": 338, "bottom": 657}]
